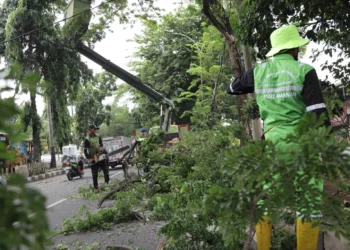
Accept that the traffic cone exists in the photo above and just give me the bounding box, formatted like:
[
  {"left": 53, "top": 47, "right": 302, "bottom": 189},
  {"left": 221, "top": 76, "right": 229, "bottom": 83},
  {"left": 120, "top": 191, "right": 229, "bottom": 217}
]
[{"left": 256, "top": 216, "right": 272, "bottom": 250}]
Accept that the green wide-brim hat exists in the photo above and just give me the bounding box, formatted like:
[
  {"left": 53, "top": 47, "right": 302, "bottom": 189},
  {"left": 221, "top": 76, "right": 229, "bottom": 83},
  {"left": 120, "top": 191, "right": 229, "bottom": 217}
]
[{"left": 266, "top": 25, "right": 309, "bottom": 58}]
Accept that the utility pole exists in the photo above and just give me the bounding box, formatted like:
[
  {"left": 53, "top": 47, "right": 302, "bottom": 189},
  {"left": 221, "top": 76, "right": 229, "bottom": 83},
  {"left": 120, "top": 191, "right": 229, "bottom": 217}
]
[
  {"left": 71, "top": 104, "right": 75, "bottom": 146},
  {"left": 242, "top": 46, "right": 263, "bottom": 139},
  {"left": 47, "top": 99, "right": 56, "bottom": 168}
]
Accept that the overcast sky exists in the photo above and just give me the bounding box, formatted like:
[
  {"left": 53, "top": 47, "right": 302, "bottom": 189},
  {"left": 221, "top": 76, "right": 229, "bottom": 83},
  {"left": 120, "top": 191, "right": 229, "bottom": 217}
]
[{"left": 0, "top": 0, "right": 342, "bottom": 116}]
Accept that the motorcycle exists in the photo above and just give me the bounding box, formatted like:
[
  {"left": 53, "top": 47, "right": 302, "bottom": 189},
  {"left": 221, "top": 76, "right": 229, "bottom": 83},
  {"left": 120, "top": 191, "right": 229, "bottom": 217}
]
[
  {"left": 0, "top": 160, "right": 7, "bottom": 186},
  {"left": 64, "top": 157, "right": 84, "bottom": 181}
]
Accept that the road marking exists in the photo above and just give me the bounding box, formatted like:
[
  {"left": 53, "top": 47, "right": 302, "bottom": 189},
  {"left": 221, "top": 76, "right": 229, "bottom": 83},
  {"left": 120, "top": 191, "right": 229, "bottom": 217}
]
[
  {"left": 35, "top": 180, "right": 63, "bottom": 188},
  {"left": 110, "top": 171, "right": 122, "bottom": 178},
  {"left": 46, "top": 198, "right": 68, "bottom": 209}
]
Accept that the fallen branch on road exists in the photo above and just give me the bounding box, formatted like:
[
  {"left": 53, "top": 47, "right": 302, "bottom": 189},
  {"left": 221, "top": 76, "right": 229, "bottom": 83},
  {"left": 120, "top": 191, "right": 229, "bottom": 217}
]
[
  {"left": 97, "top": 179, "right": 142, "bottom": 208},
  {"left": 105, "top": 245, "right": 133, "bottom": 250},
  {"left": 49, "top": 229, "right": 75, "bottom": 240},
  {"left": 132, "top": 210, "right": 149, "bottom": 225}
]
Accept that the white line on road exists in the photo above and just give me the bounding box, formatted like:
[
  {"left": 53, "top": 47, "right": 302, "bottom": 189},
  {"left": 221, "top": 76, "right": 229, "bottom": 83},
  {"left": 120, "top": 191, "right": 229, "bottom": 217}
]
[
  {"left": 110, "top": 171, "right": 123, "bottom": 178},
  {"left": 46, "top": 198, "right": 68, "bottom": 209},
  {"left": 44, "top": 171, "right": 121, "bottom": 209},
  {"left": 35, "top": 180, "right": 63, "bottom": 188}
]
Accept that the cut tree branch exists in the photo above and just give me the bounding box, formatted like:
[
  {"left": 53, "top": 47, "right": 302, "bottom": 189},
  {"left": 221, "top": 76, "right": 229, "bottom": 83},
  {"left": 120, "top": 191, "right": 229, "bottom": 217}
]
[
  {"left": 203, "top": 0, "right": 227, "bottom": 34},
  {"left": 98, "top": 179, "right": 142, "bottom": 208},
  {"left": 202, "top": 0, "right": 247, "bottom": 142},
  {"left": 202, "top": 0, "right": 244, "bottom": 76}
]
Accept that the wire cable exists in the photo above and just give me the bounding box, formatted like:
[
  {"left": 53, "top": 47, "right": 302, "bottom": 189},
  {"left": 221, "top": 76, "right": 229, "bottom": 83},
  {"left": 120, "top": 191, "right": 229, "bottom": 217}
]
[{"left": 0, "top": 0, "right": 113, "bottom": 46}]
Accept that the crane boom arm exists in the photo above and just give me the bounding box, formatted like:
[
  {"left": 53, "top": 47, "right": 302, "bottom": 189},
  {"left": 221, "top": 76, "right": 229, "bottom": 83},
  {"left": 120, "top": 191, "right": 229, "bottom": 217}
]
[
  {"left": 63, "top": 1, "right": 174, "bottom": 131},
  {"left": 77, "top": 43, "right": 174, "bottom": 109},
  {"left": 77, "top": 43, "right": 174, "bottom": 132}
]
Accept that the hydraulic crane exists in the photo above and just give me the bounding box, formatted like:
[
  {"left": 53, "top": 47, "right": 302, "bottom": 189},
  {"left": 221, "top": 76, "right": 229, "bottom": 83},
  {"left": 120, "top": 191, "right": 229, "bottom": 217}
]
[{"left": 64, "top": 0, "right": 174, "bottom": 132}]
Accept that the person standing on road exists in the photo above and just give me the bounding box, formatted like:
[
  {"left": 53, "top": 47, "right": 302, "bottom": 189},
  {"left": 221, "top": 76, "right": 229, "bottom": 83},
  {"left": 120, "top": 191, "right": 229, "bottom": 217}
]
[
  {"left": 0, "top": 132, "right": 9, "bottom": 175},
  {"left": 83, "top": 125, "right": 109, "bottom": 194},
  {"left": 227, "top": 25, "right": 331, "bottom": 250},
  {"left": 5, "top": 144, "right": 16, "bottom": 174}
]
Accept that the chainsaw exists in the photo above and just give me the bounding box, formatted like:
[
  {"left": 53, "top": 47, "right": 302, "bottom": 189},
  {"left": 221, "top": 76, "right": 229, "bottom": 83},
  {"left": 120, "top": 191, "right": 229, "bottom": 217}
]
[{"left": 92, "top": 145, "right": 130, "bottom": 164}]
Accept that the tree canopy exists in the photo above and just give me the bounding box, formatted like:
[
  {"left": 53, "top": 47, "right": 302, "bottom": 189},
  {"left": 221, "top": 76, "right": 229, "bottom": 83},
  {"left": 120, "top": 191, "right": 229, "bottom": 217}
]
[
  {"left": 239, "top": 0, "right": 350, "bottom": 86},
  {"left": 74, "top": 72, "right": 117, "bottom": 137},
  {"left": 130, "top": 4, "right": 204, "bottom": 127}
]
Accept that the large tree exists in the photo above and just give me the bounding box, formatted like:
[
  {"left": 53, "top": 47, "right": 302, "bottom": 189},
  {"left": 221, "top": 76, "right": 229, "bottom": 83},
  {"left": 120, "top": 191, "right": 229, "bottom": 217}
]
[
  {"left": 2, "top": 0, "right": 91, "bottom": 166},
  {"left": 179, "top": 24, "right": 236, "bottom": 127},
  {"left": 99, "top": 104, "right": 138, "bottom": 137},
  {"left": 130, "top": 4, "right": 204, "bottom": 127},
  {"left": 199, "top": 0, "right": 248, "bottom": 126},
  {"left": 1, "top": 0, "right": 164, "bottom": 165},
  {"left": 43, "top": 36, "right": 91, "bottom": 164},
  {"left": 3, "top": 0, "right": 60, "bottom": 162},
  {"left": 74, "top": 72, "right": 117, "bottom": 138},
  {"left": 0, "top": 0, "right": 18, "bottom": 57}
]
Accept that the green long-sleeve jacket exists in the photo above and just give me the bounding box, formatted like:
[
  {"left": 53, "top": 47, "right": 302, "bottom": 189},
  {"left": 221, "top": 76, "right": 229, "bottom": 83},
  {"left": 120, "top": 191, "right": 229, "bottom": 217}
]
[{"left": 227, "top": 54, "right": 331, "bottom": 143}]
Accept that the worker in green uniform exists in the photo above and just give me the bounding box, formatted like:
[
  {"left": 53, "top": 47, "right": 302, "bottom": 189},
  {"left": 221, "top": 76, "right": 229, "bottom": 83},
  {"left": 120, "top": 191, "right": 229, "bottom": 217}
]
[
  {"left": 227, "top": 25, "right": 331, "bottom": 250},
  {"left": 137, "top": 128, "right": 148, "bottom": 152},
  {"left": 83, "top": 125, "right": 109, "bottom": 194},
  {"left": 139, "top": 128, "right": 148, "bottom": 142}
]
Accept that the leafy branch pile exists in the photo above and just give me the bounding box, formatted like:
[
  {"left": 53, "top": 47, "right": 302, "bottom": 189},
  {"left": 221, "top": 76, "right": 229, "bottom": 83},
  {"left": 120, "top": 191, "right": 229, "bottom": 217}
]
[
  {"left": 55, "top": 241, "right": 100, "bottom": 250},
  {"left": 61, "top": 126, "right": 240, "bottom": 248},
  {"left": 61, "top": 184, "right": 148, "bottom": 233},
  {"left": 140, "top": 115, "right": 350, "bottom": 249},
  {"left": 78, "top": 178, "right": 124, "bottom": 200},
  {"left": 61, "top": 115, "right": 350, "bottom": 249},
  {"left": 0, "top": 175, "right": 50, "bottom": 250},
  {"left": 0, "top": 66, "right": 51, "bottom": 250}
]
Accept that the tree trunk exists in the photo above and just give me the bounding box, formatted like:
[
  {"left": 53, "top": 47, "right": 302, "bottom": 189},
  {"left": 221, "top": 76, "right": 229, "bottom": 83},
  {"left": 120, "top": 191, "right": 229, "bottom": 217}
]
[
  {"left": 30, "top": 92, "right": 41, "bottom": 162},
  {"left": 59, "top": 143, "right": 63, "bottom": 156},
  {"left": 210, "top": 43, "right": 226, "bottom": 128},
  {"left": 57, "top": 148, "right": 61, "bottom": 161},
  {"left": 202, "top": 0, "right": 245, "bottom": 76},
  {"left": 242, "top": 46, "right": 263, "bottom": 139},
  {"left": 47, "top": 99, "right": 56, "bottom": 168},
  {"left": 226, "top": 37, "right": 245, "bottom": 77},
  {"left": 202, "top": 0, "right": 247, "bottom": 129},
  {"left": 225, "top": 37, "right": 247, "bottom": 126}
]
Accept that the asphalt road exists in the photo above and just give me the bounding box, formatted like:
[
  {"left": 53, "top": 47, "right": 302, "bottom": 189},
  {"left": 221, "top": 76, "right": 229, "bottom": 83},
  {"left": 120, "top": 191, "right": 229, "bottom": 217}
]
[
  {"left": 27, "top": 167, "right": 161, "bottom": 250},
  {"left": 28, "top": 168, "right": 125, "bottom": 230}
]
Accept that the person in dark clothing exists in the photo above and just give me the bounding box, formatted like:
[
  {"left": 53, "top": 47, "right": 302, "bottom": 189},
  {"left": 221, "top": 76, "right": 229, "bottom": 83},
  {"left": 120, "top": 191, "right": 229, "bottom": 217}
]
[
  {"left": 83, "top": 125, "right": 109, "bottom": 193},
  {"left": 0, "top": 133, "right": 9, "bottom": 174}
]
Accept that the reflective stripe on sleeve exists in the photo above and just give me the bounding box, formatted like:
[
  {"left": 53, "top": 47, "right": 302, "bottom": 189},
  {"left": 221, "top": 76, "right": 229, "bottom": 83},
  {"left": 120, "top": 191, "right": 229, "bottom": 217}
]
[
  {"left": 255, "top": 86, "right": 303, "bottom": 93},
  {"left": 306, "top": 103, "right": 326, "bottom": 112},
  {"left": 255, "top": 86, "right": 303, "bottom": 94},
  {"left": 229, "top": 83, "right": 234, "bottom": 93}
]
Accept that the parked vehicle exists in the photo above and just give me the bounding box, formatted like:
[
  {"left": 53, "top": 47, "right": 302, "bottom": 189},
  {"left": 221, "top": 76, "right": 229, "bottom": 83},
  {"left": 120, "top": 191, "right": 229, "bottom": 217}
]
[
  {"left": 331, "top": 95, "right": 350, "bottom": 130},
  {"left": 64, "top": 156, "right": 84, "bottom": 181},
  {"left": 102, "top": 136, "right": 131, "bottom": 168},
  {"left": 62, "top": 145, "right": 78, "bottom": 160},
  {"left": 0, "top": 132, "right": 9, "bottom": 176},
  {"left": 0, "top": 159, "right": 6, "bottom": 186},
  {"left": 134, "top": 124, "right": 190, "bottom": 145},
  {"left": 0, "top": 175, "right": 6, "bottom": 186}
]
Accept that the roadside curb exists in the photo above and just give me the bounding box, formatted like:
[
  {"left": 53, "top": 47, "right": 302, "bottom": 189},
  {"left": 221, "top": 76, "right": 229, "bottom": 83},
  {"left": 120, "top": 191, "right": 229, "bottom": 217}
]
[{"left": 26, "top": 169, "right": 66, "bottom": 183}]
